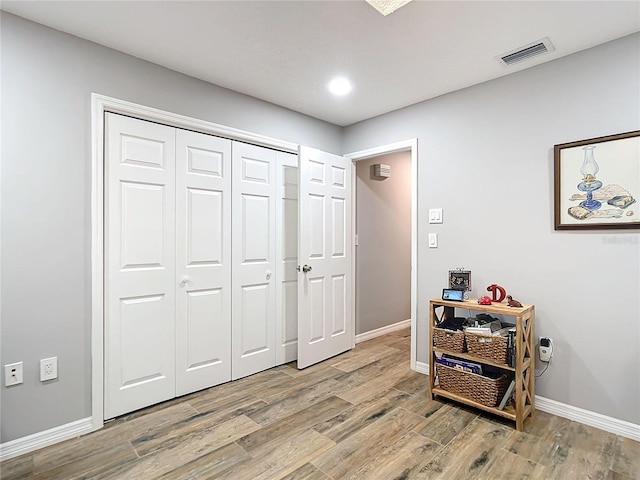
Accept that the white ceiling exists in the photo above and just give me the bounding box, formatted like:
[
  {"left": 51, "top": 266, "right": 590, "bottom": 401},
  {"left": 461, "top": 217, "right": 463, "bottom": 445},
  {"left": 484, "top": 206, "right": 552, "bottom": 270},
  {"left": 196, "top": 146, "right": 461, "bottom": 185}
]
[{"left": 2, "top": 1, "right": 639, "bottom": 126}]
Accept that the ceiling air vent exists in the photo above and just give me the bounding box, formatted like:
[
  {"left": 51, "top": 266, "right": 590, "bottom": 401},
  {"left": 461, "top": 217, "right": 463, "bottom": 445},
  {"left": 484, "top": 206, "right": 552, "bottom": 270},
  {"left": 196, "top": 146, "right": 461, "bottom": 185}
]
[{"left": 498, "top": 37, "right": 555, "bottom": 66}]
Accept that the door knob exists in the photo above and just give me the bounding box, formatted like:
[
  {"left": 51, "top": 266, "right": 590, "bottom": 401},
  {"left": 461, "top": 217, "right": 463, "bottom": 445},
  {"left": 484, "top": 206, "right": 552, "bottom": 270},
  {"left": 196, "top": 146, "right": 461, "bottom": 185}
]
[
  {"left": 266, "top": 270, "right": 272, "bottom": 280},
  {"left": 180, "top": 276, "right": 191, "bottom": 287},
  {"left": 302, "top": 265, "right": 312, "bottom": 273}
]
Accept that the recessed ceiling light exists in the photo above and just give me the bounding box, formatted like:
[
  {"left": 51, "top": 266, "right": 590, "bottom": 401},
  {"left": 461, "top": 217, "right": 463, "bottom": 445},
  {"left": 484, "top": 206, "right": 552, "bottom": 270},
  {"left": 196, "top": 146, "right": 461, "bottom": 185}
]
[{"left": 328, "top": 77, "right": 353, "bottom": 96}]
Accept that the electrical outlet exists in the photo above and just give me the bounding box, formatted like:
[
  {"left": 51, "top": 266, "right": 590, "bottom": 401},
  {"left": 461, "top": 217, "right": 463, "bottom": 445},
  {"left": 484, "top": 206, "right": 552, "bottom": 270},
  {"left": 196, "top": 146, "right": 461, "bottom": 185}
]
[
  {"left": 40, "top": 357, "right": 58, "bottom": 381},
  {"left": 5, "top": 362, "right": 24, "bottom": 386}
]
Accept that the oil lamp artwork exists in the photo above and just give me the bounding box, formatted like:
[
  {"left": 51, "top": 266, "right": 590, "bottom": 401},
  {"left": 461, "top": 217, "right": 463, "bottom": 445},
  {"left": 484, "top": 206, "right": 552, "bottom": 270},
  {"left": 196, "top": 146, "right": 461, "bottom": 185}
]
[
  {"left": 576, "top": 145, "right": 602, "bottom": 210},
  {"left": 558, "top": 132, "right": 638, "bottom": 228}
]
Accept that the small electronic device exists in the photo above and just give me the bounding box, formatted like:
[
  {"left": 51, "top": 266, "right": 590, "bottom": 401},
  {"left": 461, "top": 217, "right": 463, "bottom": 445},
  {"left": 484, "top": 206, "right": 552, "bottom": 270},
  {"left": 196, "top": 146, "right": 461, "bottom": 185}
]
[
  {"left": 539, "top": 337, "right": 553, "bottom": 362},
  {"left": 442, "top": 288, "right": 464, "bottom": 302}
]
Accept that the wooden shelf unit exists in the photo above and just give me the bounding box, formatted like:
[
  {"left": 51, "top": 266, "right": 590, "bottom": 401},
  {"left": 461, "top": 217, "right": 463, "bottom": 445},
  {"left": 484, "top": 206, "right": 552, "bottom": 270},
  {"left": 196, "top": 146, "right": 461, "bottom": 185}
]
[{"left": 429, "top": 298, "right": 535, "bottom": 431}]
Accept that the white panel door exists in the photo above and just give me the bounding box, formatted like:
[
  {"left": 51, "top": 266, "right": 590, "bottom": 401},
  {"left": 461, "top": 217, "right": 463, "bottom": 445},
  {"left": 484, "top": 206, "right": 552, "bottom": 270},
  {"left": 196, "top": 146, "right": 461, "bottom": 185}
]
[
  {"left": 297, "top": 146, "right": 353, "bottom": 369},
  {"left": 275, "top": 151, "right": 298, "bottom": 365},
  {"left": 232, "top": 142, "right": 277, "bottom": 379},
  {"left": 105, "top": 113, "right": 176, "bottom": 419},
  {"left": 175, "top": 130, "right": 232, "bottom": 396}
]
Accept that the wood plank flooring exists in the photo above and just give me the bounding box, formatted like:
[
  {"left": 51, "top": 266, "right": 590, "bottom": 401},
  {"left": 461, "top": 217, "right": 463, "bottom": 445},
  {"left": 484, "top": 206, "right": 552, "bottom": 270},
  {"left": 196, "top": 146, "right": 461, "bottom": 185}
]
[{"left": 2, "top": 328, "right": 638, "bottom": 479}]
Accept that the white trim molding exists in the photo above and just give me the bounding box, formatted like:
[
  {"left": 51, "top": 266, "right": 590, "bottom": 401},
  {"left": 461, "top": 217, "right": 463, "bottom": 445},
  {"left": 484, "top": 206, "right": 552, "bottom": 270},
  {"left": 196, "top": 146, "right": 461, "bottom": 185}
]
[
  {"left": 414, "top": 361, "right": 429, "bottom": 376},
  {"left": 355, "top": 319, "right": 411, "bottom": 344},
  {"left": 0, "top": 417, "right": 93, "bottom": 462},
  {"left": 535, "top": 396, "right": 640, "bottom": 442}
]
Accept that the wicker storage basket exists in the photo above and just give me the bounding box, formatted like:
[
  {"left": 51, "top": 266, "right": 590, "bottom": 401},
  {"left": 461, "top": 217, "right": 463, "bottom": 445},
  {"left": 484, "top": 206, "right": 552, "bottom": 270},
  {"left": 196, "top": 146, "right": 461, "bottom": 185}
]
[
  {"left": 436, "top": 363, "right": 509, "bottom": 407},
  {"left": 433, "top": 328, "right": 466, "bottom": 353},
  {"left": 465, "top": 331, "right": 509, "bottom": 365}
]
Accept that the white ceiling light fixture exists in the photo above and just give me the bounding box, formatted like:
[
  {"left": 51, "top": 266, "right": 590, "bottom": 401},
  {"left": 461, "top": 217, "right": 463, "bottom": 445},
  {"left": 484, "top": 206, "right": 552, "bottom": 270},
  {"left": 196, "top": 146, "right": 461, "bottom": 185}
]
[
  {"left": 328, "top": 77, "right": 353, "bottom": 96},
  {"left": 366, "top": 0, "right": 412, "bottom": 16}
]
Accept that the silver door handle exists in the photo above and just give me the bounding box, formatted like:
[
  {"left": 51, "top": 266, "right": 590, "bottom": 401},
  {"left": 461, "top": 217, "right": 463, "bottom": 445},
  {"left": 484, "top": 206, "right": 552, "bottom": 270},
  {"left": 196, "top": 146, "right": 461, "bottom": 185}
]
[{"left": 302, "top": 265, "right": 312, "bottom": 273}]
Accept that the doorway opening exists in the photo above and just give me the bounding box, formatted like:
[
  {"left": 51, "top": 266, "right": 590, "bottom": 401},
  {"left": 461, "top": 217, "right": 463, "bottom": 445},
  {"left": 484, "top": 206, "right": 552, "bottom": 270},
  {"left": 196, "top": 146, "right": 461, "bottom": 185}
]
[{"left": 346, "top": 140, "right": 418, "bottom": 370}]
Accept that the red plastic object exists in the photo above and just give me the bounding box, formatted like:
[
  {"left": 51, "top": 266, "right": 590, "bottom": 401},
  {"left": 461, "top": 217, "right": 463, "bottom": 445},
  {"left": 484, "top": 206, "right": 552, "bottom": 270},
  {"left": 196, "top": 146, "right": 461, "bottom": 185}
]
[{"left": 477, "top": 296, "right": 492, "bottom": 305}]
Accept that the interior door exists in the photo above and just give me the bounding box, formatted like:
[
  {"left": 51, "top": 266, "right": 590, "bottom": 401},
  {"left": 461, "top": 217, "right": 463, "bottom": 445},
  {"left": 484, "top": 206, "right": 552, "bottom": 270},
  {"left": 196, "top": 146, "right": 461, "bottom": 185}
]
[
  {"left": 104, "top": 113, "right": 176, "bottom": 419},
  {"left": 297, "top": 146, "right": 353, "bottom": 369},
  {"left": 231, "top": 142, "right": 277, "bottom": 379},
  {"left": 175, "top": 130, "right": 232, "bottom": 396}
]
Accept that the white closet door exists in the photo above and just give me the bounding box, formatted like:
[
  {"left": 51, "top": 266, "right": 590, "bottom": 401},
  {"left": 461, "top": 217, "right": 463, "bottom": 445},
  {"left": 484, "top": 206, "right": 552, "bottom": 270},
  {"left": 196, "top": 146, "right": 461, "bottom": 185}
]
[
  {"left": 104, "top": 114, "right": 176, "bottom": 419},
  {"left": 175, "top": 130, "right": 232, "bottom": 396},
  {"left": 231, "top": 142, "right": 277, "bottom": 379},
  {"left": 275, "top": 151, "right": 298, "bottom": 365},
  {"left": 297, "top": 146, "right": 353, "bottom": 369}
]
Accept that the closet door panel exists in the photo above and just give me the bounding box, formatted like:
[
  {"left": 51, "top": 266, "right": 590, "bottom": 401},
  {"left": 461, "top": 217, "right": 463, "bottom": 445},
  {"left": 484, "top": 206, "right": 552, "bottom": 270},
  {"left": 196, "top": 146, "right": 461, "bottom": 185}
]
[
  {"left": 104, "top": 113, "right": 176, "bottom": 419},
  {"left": 232, "top": 142, "right": 277, "bottom": 380},
  {"left": 176, "top": 130, "right": 232, "bottom": 396},
  {"left": 276, "top": 151, "right": 299, "bottom": 365}
]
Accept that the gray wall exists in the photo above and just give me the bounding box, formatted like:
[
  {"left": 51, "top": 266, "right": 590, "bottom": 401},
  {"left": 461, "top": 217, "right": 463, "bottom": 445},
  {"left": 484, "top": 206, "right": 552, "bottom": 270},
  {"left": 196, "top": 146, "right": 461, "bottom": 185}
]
[
  {"left": 0, "top": 13, "right": 341, "bottom": 443},
  {"left": 343, "top": 33, "right": 640, "bottom": 425},
  {"left": 355, "top": 152, "right": 411, "bottom": 335}
]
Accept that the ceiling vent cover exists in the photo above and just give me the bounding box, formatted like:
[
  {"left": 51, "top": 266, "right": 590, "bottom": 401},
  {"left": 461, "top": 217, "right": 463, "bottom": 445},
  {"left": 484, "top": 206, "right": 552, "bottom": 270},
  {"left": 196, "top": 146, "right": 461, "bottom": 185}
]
[{"left": 498, "top": 37, "right": 555, "bottom": 66}]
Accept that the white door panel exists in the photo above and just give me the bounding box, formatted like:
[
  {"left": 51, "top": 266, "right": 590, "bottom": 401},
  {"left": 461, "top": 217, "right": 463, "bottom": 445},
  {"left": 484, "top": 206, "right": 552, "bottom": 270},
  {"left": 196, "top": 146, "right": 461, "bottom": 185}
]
[
  {"left": 105, "top": 113, "right": 176, "bottom": 419},
  {"left": 276, "top": 152, "right": 298, "bottom": 364},
  {"left": 232, "top": 142, "right": 277, "bottom": 380},
  {"left": 175, "top": 130, "right": 232, "bottom": 396},
  {"left": 298, "top": 146, "right": 353, "bottom": 369}
]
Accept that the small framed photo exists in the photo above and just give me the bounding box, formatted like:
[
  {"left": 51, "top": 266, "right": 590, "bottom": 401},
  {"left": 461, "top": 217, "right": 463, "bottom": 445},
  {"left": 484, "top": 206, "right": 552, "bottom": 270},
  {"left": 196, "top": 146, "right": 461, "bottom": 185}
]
[{"left": 448, "top": 270, "right": 471, "bottom": 292}]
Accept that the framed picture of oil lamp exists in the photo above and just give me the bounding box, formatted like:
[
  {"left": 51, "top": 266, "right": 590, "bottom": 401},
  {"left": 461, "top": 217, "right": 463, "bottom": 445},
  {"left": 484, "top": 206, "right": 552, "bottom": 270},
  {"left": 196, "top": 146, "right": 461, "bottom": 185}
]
[{"left": 554, "top": 130, "right": 640, "bottom": 230}]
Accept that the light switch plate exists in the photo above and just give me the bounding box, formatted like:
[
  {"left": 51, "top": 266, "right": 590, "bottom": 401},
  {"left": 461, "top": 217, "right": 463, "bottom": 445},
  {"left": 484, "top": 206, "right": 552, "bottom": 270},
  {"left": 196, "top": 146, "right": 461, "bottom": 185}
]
[
  {"left": 428, "top": 233, "right": 438, "bottom": 248},
  {"left": 429, "top": 208, "right": 443, "bottom": 224}
]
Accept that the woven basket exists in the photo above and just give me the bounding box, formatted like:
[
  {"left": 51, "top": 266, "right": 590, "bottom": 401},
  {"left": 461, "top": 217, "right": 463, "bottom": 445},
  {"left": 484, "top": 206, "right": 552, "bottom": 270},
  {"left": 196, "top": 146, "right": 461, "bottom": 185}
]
[
  {"left": 433, "top": 328, "right": 466, "bottom": 353},
  {"left": 465, "top": 331, "right": 509, "bottom": 365},
  {"left": 436, "top": 363, "right": 509, "bottom": 407}
]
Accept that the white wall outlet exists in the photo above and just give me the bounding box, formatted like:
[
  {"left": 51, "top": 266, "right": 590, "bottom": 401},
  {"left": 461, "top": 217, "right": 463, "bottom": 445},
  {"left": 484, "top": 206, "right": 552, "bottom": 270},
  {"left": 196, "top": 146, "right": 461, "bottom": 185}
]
[
  {"left": 40, "top": 357, "right": 58, "bottom": 381},
  {"left": 428, "top": 208, "right": 443, "bottom": 224},
  {"left": 539, "top": 337, "right": 553, "bottom": 362},
  {"left": 5, "top": 362, "right": 24, "bottom": 386}
]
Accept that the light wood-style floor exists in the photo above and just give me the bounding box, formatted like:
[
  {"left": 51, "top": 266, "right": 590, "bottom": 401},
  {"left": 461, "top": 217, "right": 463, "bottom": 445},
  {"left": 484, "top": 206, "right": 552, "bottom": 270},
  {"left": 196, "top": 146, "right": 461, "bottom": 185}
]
[{"left": 2, "top": 328, "right": 638, "bottom": 479}]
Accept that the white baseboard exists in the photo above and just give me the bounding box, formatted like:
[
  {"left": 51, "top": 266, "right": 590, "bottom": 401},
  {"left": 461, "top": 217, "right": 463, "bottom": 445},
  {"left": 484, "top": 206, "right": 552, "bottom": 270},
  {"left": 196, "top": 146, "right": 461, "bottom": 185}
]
[
  {"left": 414, "top": 360, "right": 429, "bottom": 375},
  {"left": 355, "top": 319, "right": 411, "bottom": 344},
  {"left": 535, "top": 396, "right": 640, "bottom": 441},
  {"left": 0, "top": 417, "right": 93, "bottom": 462},
  {"left": 410, "top": 362, "right": 638, "bottom": 441}
]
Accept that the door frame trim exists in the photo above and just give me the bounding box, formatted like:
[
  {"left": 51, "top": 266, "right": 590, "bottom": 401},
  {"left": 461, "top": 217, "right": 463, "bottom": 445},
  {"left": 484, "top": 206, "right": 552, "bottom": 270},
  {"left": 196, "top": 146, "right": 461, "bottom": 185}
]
[
  {"left": 91, "top": 94, "right": 299, "bottom": 430},
  {"left": 345, "top": 139, "right": 418, "bottom": 370}
]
